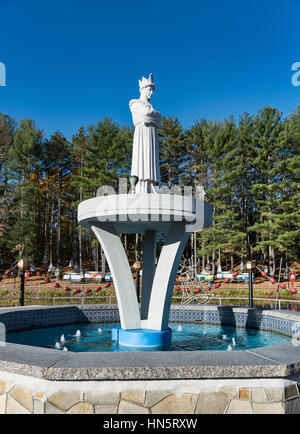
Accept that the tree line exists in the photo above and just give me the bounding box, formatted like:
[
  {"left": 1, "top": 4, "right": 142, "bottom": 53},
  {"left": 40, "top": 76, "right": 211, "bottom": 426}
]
[{"left": 0, "top": 105, "right": 299, "bottom": 277}]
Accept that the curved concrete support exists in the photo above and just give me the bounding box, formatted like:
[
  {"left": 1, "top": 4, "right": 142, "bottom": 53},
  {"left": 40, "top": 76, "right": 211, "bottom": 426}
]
[
  {"left": 141, "top": 230, "right": 157, "bottom": 320},
  {"left": 92, "top": 224, "right": 141, "bottom": 330},
  {"left": 146, "top": 222, "right": 190, "bottom": 330}
]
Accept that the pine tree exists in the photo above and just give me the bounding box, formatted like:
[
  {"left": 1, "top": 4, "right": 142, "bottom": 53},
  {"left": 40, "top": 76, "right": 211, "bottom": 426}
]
[
  {"left": 0, "top": 113, "right": 15, "bottom": 262},
  {"left": 71, "top": 126, "right": 89, "bottom": 271},
  {"left": 84, "top": 117, "right": 121, "bottom": 195},
  {"left": 113, "top": 126, "right": 133, "bottom": 180},
  {"left": 185, "top": 119, "right": 214, "bottom": 189},
  {"left": 271, "top": 106, "right": 300, "bottom": 261},
  {"left": 44, "top": 131, "right": 72, "bottom": 266},
  {"left": 203, "top": 117, "right": 245, "bottom": 272},
  {"left": 7, "top": 118, "right": 44, "bottom": 261},
  {"left": 185, "top": 120, "right": 218, "bottom": 270},
  {"left": 159, "top": 116, "right": 186, "bottom": 188},
  {"left": 249, "top": 106, "right": 286, "bottom": 276},
  {"left": 235, "top": 112, "right": 257, "bottom": 260}
]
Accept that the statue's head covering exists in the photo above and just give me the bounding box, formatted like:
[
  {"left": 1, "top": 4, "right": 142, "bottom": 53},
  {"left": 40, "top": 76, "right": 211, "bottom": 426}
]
[{"left": 139, "top": 73, "right": 155, "bottom": 92}]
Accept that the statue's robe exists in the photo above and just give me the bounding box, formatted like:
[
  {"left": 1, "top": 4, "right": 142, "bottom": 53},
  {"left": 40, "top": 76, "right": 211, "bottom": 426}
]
[{"left": 129, "top": 99, "right": 161, "bottom": 193}]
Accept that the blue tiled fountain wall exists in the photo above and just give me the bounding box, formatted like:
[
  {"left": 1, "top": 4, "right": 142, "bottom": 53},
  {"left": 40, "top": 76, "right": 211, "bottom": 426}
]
[{"left": 0, "top": 305, "right": 298, "bottom": 338}]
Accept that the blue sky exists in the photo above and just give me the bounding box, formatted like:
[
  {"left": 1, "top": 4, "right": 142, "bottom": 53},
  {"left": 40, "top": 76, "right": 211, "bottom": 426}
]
[{"left": 0, "top": 0, "right": 299, "bottom": 139}]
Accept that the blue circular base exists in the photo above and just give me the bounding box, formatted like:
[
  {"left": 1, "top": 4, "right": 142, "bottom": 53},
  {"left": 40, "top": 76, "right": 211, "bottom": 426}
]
[{"left": 111, "top": 327, "right": 172, "bottom": 348}]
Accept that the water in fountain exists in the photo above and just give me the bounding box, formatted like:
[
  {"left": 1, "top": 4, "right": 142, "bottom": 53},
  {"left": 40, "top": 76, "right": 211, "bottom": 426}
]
[
  {"left": 7, "top": 322, "right": 291, "bottom": 353},
  {"left": 177, "top": 325, "right": 183, "bottom": 332},
  {"left": 63, "top": 347, "right": 68, "bottom": 351},
  {"left": 227, "top": 345, "right": 232, "bottom": 351},
  {"left": 232, "top": 337, "right": 236, "bottom": 346},
  {"left": 75, "top": 330, "right": 81, "bottom": 337},
  {"left": 60, "top": 335, "right": 65, "bottom": 343},
  {"left": 98, "top": 328, "right": 102, "bottom": 334},
  {"left": 222, "top": 335, "right": 227, "bottom": 340}
]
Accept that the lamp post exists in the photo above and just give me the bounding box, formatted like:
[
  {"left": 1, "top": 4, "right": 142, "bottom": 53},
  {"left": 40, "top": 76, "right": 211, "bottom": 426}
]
[
  {"left": 132, "top": 260, "right": 142, "bottom": 303},
  {"left": 17, "top": 259, "right": 29, "bottom": 306},
  {"left": 246, "top": 260, "right": 256, "bottom": 308}
]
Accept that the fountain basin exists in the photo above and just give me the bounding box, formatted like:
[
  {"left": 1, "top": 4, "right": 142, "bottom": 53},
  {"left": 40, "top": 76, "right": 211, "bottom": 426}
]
[
  {"left": 0, "top": 304, "right": 300, "bottom": 414},
  {"left": 0, "top": 304, "right": 300, "bottom": 379}
]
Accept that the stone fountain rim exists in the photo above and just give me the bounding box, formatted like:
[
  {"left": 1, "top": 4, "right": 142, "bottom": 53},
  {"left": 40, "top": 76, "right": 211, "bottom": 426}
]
[{"left": 0, "top": 304, "right": 300, "bottom": 381}]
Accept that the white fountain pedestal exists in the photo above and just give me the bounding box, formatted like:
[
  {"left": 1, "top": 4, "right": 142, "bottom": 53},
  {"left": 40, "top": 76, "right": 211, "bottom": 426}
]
[{"left": 78, "top": 193, "right": 212, "bottom": 347}]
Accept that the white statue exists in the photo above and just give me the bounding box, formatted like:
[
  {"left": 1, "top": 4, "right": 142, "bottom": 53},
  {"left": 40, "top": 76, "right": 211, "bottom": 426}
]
[{"left": 130, "top": 73, "right": 162, "bottom": 193}]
